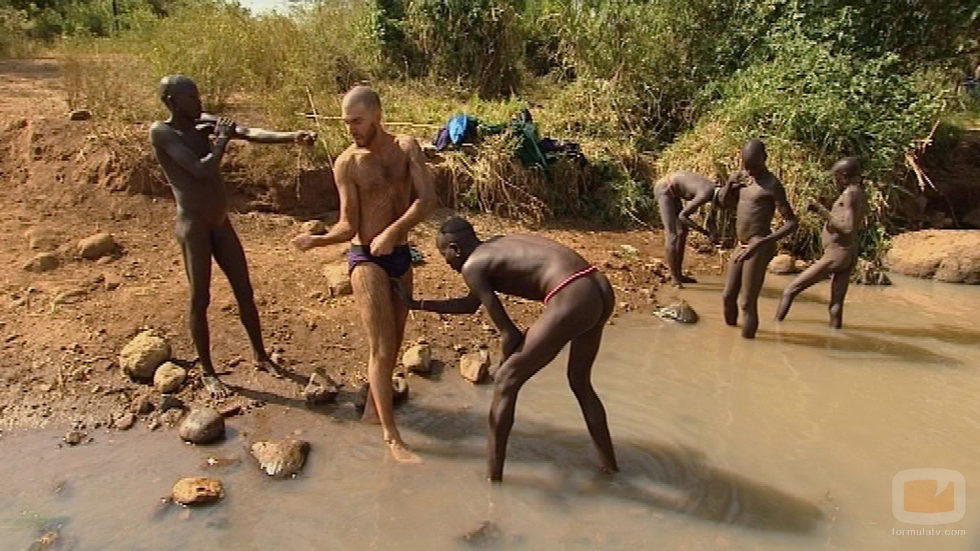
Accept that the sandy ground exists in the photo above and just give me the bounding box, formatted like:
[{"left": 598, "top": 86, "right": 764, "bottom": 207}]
[{"left": 0, "top": 59, "right": 722, "bottom": 433}]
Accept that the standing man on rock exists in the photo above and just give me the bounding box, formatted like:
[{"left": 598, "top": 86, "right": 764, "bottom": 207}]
[
  {"left": 776, "top": 157, "right": 866, "bottom": 328},
  {"left": 149, "top": 74, "right": 315, "bottom": 397},
  {"left": 718, "top": 139, "right": 798, "bottom": 339},
  {"left": 653, "top": 170, "right": 719, "bottom": 287},
  {"left": 291, "top": 86, "right": 436, "bottom": 463}
]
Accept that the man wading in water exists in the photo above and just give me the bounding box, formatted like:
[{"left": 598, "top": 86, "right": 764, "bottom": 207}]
[
  {"left": 653, "top": 170, "right": 720, "bottom": 287},
  {"left": 718, "top": 139, "right": 798, "bottom": 339},
  {"left": 292, "top": 86, "right": 436, "bottom": 463},
  {"left": 400, "top": 217, "right": 618, "bottom": 482},
  {"left": 149, "top": 75, "right": 315, "bottom": 397},
  {"left": 776, "top": 157, "right": 867, "bottom": 328}
]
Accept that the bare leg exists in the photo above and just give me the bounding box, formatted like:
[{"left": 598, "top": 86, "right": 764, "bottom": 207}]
[
  {"left": 828, "top": 269, "right": 851, "bottom": 329},
  {"left": 211, "top": 219, "right": 282, "bottom": 377},
  {"left": 722, "top": 251, "right": 744, "bottom": 327},
  {"left": 351, "top": 262, "right": 420, "bottom": 464},
  {"left": 361, "top": 269, "right": 412, "bottom": 425},
  {"left": 176, "top": 220, "right": 228, "bottom": 397},
  {"left": 775, "top": 258, "right": 833, "bottom": 322},
  {"left": 677, "top": 224, "right": 696, "bottom": 284},
  {"left": 738, "top": 241, "right": 775, "bottom": 339},
  {"left": 659, "top": 193, "right": 690, "bottom": 287},
  {"left": 567, "top": 324, "right": 618, "bottom": 473}
]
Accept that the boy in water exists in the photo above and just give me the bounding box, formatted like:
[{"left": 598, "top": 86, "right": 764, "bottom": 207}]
[
  {"left": 400, "top": 217, "right": 618, "bottom": 482},
  {"left": 776, "top": 157, "right": 867, "bottom": 328},
  {"left": 653, "top": 170, "right": 719, "bottom": 287}
]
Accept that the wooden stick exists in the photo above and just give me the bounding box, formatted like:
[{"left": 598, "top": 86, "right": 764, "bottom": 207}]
[
  {"left": 295, "top": 111, "right": 442, "bottom": 129},
  {"left": 305, "top": 88, "right": 334, "bottom": 166}
]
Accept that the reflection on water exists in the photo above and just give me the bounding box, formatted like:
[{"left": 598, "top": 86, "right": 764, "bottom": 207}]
[{"left": 1, "top": 275, "right": 978, "bottom": 550}]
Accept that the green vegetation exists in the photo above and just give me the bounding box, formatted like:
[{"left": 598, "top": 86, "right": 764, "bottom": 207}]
[{"left": 8, "top": 0, "right": 980, "bottom": 257}]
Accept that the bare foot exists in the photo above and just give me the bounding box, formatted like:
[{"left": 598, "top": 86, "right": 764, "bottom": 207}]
[
  {"left": 203, "top": 375, "right": 232, "bottom": 398},
  {"left": 255, "top": 357, "right": 286, "bottom": 378},
  {"left": 386, "top": 439, "right": 422, "bottom": 464}
]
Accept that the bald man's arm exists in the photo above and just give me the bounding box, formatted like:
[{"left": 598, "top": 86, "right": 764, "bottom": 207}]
[{"left": 369, "top": 136, "right": 437, "bottom": 256}]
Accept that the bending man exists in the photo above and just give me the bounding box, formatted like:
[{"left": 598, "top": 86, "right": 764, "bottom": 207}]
[
  {"left": 776, "top": 157, "right": 866, "bottom": 328},
  {"left": 653, "top": 170, "right": 719, "bottom": 287},
  {"left": 718, "top": 139, "right": 798, "bottom": 339},
  {"left": 149, "top": 75, "right": 315, "bottom": 397},
  {"left": 291, "top": 86, "right": 436, "bottom": 463},
  {"left": 402, "top": 217, "right": 618, "bottom": 482}
]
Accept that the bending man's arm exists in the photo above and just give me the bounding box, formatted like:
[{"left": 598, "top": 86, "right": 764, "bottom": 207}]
[
  {"left": 716, "top": 173, "right": 742, "bottom": 210},
  {"left": 463, "top": 266, "right": 523, "bottom": 359},
  {"left": 291, "top": 154, "right": 358, "bottom": 251},
  {"left": 678, "top": 187, "right": 716, "bottom": 237},
  {"left": 370, "top": 137, "right": 437, "bottom": 256},
  {"left": 238, "top": 125, "right": 316, "bottom": 145},
  {"left": 150, "top": 121, "right": 230, "bottom": 181}
]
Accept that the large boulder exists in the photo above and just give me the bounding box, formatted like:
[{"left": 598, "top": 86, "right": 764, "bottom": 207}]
[
  {"left": 885, "top": 230, "right": 980, "bottom": 284},
  {"left": 401, "top": 341, "right": 432, "bottom": 374},
  {"left": 153, "top": 362, "right": 187, "bottom": 394},
  {"left": 178, "top": 408, "right": 225, "bottom": 444},
  {"left": 172, "top": 477, "right": 223, "bottom": 505},
  {"left": 119, "top": 330, "right": 171, "bottom": 380},
  {"left": 768, "top": 253, "right": 800, "bottom": 275},
  {"left": 322, "top": 263, "right": 352, "bottom": 297},
  {"left": 250, "top": 439, "right": 310, "bottom": 478},
  {"left": 77, "top": 232, "right": 118, "bottom": 260}
]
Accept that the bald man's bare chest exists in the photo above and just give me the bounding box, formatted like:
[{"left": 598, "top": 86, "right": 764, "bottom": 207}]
[{"left": 350, "top": 150, "right": 412, "bottom": 205}]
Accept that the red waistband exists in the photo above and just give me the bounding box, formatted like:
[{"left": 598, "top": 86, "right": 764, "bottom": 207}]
[{"left": 543, "top": 265, "right": 598, "bottom": 305}]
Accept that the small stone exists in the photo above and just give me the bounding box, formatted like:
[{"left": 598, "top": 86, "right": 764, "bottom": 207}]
[
  {"left": 459, "top": 350, "right": 490, "bottom": 384},
  {"left": 64, "top": 430, "right": 85, "bottom": 446},
  {"left": 460, "top": 520, "right": 502, "bottom": 546},
  {"left": 22, "top": 252, "right": 60, "bottom": 273},
  {"left": 768, "top": 253, "right": 800, "bottom": 275},
  {"left": 250, "top": 439, "right": 310, "bottom": 478},
  {"left": 392, "top": 374, "right": 409, "bottom": 405},
  {"left": 401, "top": 341, "right": 432, "bottom": 374},
  {"left": 68, "top": 109, "right": 91, "bottom": 121},
  {"left": 77, "top": 232, "right": 118, "bottom": 260},
  {"left": 153, "top": 362, "right": 187, "bottom": 393},
  {"left": 654, "top": 300, "right": 699, "bottom": 324},
  {"left": 300, "top": 220, "right": 327, "bottom": 235},
  {"left": 114, "top": 412, "right": 136, "bottom": 430},
  {"left": 172, "top": 477, "right": 223, "bottom": 505},
  {"left": 119, "top": 329, "right": 171, "bottom": 380},
  {"left": 322, "top": 263, "right": 352, "bottom": 297},
  {"left": 178, "top": 408, "right": 225, "bottom": 444},
  {"left": 304, "top": 370, "right": 338, "bottom": 405}
]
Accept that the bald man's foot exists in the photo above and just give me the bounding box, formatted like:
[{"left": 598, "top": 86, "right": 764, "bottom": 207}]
[{"left": 386, "top": 438, "right": 422, "bottom": 464}]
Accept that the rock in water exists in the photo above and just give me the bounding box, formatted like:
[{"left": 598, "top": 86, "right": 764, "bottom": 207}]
[
  {"left": 114, "top": 412, "right": 136, "bottom": 431},
  {"left": 172, "top": 477, "right": 223, "bottom": 505},
  {"left": 401, "top": 341, "right": 432, "bottom": 374},
  {"left": 178, "top": 408, "right": 225, "bottom": 444},
  {"left": 153, "top": 362, "right": 187, "bottom": 394},
  {"left": 392, "top": 374, "right": 409, "bottom": 405},
  {"left": 459, "top": 350, "right": 490, "bottom": 384},
  {"left": 768, "top": 253, "right": 799, "bottom": 275},
  {"left": 119, "top": 329, "right": 171, "bottom": 380},
  {"left": 304, "top": 370, "right": 338, "bottom": 405},
  {"left": 655, "top": 300, "right": 699, "bottom": 324},
  {"left": 322, "top": 263, "right": 353, "bottom": 296},
  {"left": 459, "top": 521, "right": 502, "bottom": 547},
  {"left": 64, "top": 430, "right": 86, "bottom": 446},
  {"left": 250, "top": 439, "right": 310, "bottom": 478},
  {"left": 77, "top": 232, "right": 118, "bottom": 260},
  {"left": 300, "top": 219, "right": 327, "bottom": 235},
  {"left": 22, "top": 252, "right": 60, "bottom": 273}
]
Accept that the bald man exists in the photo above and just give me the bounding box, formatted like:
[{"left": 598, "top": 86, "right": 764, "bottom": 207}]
[
  {"left": 718, "top": 139, "right": 798, "bottom": 339},
  {"left": 292, "top": 86, "right": 436, "bottom": 463},
  {"left": 149, "top": 75, "right": 315, "bottom": 397},
  {"left": 653, "top": 171, "right": 719, "bottom": 287},
  {"left": 776, "top": 158, "right": 866, "bottom": 328}
]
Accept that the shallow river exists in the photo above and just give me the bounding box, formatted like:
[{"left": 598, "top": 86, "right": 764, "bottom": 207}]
[{"left": 1, "top": 275, "right": 978, "bottom": 550}]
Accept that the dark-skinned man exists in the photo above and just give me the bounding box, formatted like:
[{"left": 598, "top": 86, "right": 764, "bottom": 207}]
[
  {"left": 399, "top": 216, "right": 618, "bottom": 482},
  {"left": 653, "top": 170, "right": 719, "bottom": 287},
  {"left": 149, "top": 74, "right": 315, "bottom": 397},
  {"left": 718, "top": 139, "right": 799, "bottom": 339}
]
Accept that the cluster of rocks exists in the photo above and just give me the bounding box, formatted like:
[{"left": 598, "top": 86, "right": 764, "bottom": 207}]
[{"left": 22, "top": 229, "right": 121, "bottom": 275}]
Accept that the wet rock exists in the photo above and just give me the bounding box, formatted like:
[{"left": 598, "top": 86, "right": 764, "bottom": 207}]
[
  {"left": 459, "top": 349, "right": 490, "bottom": 384},
  {"left": 304, "top": 370, "right": 338, "bottom": 405},
  {"left": 114, "top": 412, "right": 136, "bottom": 430},
  {"left": 460, "top": 520, "right": 502, "bottom": 547},
  {"left": 300, "top": 219, "right": 327, "bottom": 235},
  {"left": 68, "top": 109, "right": 91, "bottom": 121},
  {"left": 851, "top": 259, "right": 892, "bottom": 286},
  {"left": 77, "top": 232, "right": 118, "bottom": 260},
  {"left": 153, "top": 362, "right": 187, "bottom": 393},
  {"left": 172, "top": 477, "right": 223, "bottom": 506},
  {"left": 768, "top": 253, "right": 800, "bottom": 275},
  {"left": 655, "top": 300, "right": 699, "bottom": 324},
  {"left": 23, "top": 252, "right": 60, "bottom": 273},
  {"left": 178, "top": 408, "right": 225, "bottom": 444},
  {"left": 63, "top": 430, "right": 86, "bottom": 446},
  {"left": 322, "top": 263, "right": 352, "bottom": 296},
  {"left": 392, "top": 374, "right": 409, "bottom": 405},
  {"left": 119, "top": 329, "right": 171, "bottom": 380},
  {"left": 401, "top": 341, "right": 432, "bottom": 374},
  {"left": 885, "top": 230, "right": 980, "bottom": 283},
  {"left": 250, "top": 439, "right": 310, "bottom": 478}
]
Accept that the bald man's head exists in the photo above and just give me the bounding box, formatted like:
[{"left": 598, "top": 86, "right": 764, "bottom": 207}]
[
  {"left": 342, "top": 85, "right": 383, "bottom": 148},
  {"left": 158, "top": 74, "right": 202, "bottom": 119},
  {"left": 831, "top": 157, "right": 861, "bottom": 185},
  {"left": 741, "top": 138, "right": 767, "bottom": 172},
  {"left": 342, "top": 85, "right": 381, "bottom": 112}
]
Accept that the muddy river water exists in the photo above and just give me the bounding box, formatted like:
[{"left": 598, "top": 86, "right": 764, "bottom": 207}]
[{"left": 1, "top": 274, "right": 978, "bottom": 550}]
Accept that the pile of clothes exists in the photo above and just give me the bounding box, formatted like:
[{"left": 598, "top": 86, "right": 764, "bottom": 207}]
[{"left": 432, "top": 108, "right": 586, "bottom": 170}]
